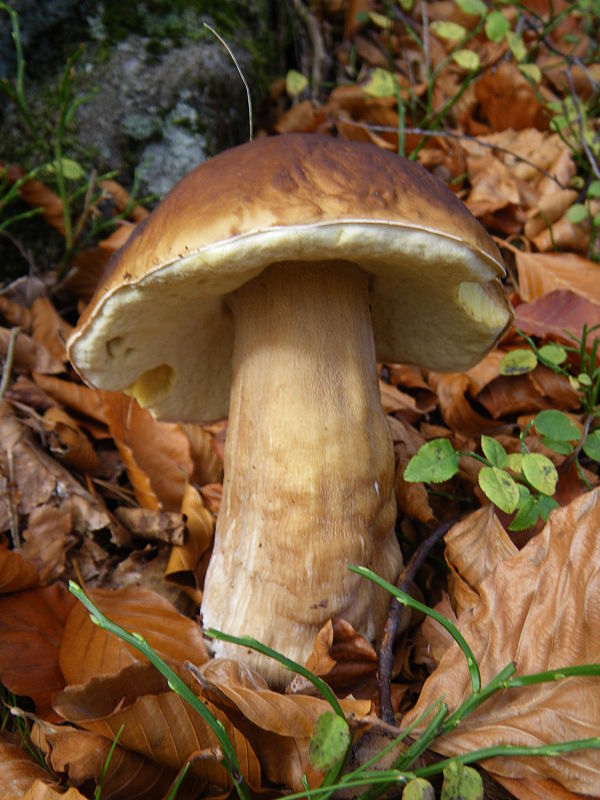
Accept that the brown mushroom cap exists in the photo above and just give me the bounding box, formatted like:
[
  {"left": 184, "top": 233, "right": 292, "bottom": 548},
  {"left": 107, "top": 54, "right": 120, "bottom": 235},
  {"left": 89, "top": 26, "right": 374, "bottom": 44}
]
[{"left": 67, "top": 133, "right": 512, "bottom": 421}]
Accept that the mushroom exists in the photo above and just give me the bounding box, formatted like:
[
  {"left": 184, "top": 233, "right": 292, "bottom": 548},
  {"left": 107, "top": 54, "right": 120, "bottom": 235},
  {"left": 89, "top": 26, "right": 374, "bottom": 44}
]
[{"left": 67, "top": 134, "right": 513, "bottom": 687}]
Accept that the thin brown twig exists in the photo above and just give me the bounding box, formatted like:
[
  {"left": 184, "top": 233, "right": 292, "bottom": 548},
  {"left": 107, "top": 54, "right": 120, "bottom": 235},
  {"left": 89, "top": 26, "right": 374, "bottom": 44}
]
[
  {"left": 0, "top": 326, "right": 21, "bottom": 400},
  {"left": 290, "top": 0, "right": 330, "bottom": 97},
  {"left": 335, "top": 118, "right": 568, "bottom": 188},
  {"left": 378, "top": 517, "right": 457, "bottom": 726}
]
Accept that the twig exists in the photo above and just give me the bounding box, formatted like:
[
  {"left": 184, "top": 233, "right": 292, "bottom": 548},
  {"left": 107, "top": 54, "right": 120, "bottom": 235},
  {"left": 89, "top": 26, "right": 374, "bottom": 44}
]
[
  {"left": 565, "top": 67, "right": 600, "bottom": 181},
  {"left": 334, "top": 118, "right": 568, "bottom": 188},
  {"left": 290, "top": 0, "right": 330, "bottom": 97},
  {"left": 0, "top": 326, "right": 21, "bottom": 400},
  {"left": 378, "top": 518, "right": 457, "bottom": 725}
]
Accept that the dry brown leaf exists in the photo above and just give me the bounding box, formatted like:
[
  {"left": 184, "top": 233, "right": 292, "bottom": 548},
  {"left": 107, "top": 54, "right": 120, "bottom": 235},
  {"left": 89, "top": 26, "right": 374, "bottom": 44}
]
[
  {"left": 21, "top": 506, "right": 74, "bottom": 584},
  {"left": 428, "top": 372, "right": 499, "bottom": 435},
  {"left": 0, "top": 583, "right": 74, "bottom": 720},
  {"left": 514, "top": 251, "right": 600, "bottom": 303},
  {"left": 465, "top": 154, "right": 521, "bottom": 218},
  {"left": 0, "top": 401, "right": 127, "bottom": 544},
  {"left": 182, "top": 424, "right": 223, "bottom": 485},
  {"left": 444, "top": 506, "right": 518, "bottom": 617},
  {"left": 32, "top": 722, "right": 203, "bottom": 800},
  {"left": 0, "top": 295, "right": 33, "bottom": 330},
  {"left": 53, "top": 661, "right": 261, "bottom": 790},
  {"left": 476, "top": 365, "right": 579, "bottom": 419},
  {"left": 98, "top": 179, "right": 149, "bottom": 222},
  {"left": 472, "top": 62, "right": 548, "bottom": 132},
  {"left": 30, "top": 297, "right": 72, "bottom": 363},
  {"left": 533, "top": 200, "right": 600, "bottom": 254},
  {"left": 59, "top": 585, "right": 210, "bottom": 685},
  {"left": 514, "top": 290, "right": 600, "bottom": 345},
  {"left": 21, "top": 781, "right": 87, "bottom": 800},
  {"left": 6, "top": 168, "right": 66, "bottom": 236},
  {"left": 0, "top": 327, "right": 64, "bottom": 375},
  {"left": 32, "top": 372, "right": 108, "bottom": 426},
  {"left": 0, "top": 541, "right": 39, "bottom": 593},
  {"left": 0, "top": 733, "right": 57, "bottom": 800},
  {"left": 403, "top": 488, "right": 600, "bottom": 794},
  {"left": 42, "top": 406, "right": 101, "bottom": 473},
  {"left": 102, "top": 393, "right": 194, "bottom": 511},
  {"left": 115, "top": 506, "right": 185, "bottom": 544},
  {"left": 165, "top": 483, "right": 214, "bottom": 595}
]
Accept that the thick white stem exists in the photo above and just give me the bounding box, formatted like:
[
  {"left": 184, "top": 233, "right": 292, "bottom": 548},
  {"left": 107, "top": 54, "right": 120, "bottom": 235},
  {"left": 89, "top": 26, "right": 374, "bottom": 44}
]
[{"left": 201, "top": 262, "right": 403, "bottom": 686}]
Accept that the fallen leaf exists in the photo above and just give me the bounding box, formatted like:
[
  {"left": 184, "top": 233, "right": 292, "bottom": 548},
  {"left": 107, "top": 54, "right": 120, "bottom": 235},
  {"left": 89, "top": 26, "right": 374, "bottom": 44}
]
[
  {"left": 0, "top": 733, "right": 56, "bottom": 800},
  {"left": 102, "top": 393, "right": 194, "bottom": 511},
  {"left": 30, "top": 297, "right": 72, "bottom": 363},
  {"left": 0, "top": 583, "right": 75, "bottom": 721},
  {"left": 514, "top": 290, "right": 600, "bottom": 346},
  {"left": 514, "top": 251, "right": 600, "bottom": 303},
  {"left": 403, "top": 489, "right": 600, "bottom": 794},
  {"left": 0, "top": 540, "right": 39, "bottom": 593},
  {"left": 59, "top": 585, "right": 210, "bottom": 685},
  {"left": 53, "top": 661, "right": 261, "bottom": 789},
  {"left": 0, "top": 328, "right": 63, "bottom": 375}
]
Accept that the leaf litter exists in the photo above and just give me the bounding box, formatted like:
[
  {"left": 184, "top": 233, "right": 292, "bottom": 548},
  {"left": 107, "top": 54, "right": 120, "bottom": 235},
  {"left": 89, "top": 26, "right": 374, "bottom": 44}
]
[{"left": 1, "top": 2, "right": 600, "bottom": 798}]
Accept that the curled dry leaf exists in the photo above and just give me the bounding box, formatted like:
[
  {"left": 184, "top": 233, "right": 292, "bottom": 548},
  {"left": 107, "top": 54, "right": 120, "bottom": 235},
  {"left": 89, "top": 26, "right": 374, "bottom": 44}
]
[
  {"left": 21, "top": 781, "right": 88, "bottom": 800},
  {"left": 42, "top": 407, "right": 101, "bottom": 473},
  {"left": 403, "top": 488, "right": 600, "bottom": 795},
  {"left": 165, "top": 483, "right": 214, "bottom": 596},
  {"left": 102, "top": 393, "right": 193, "bottom": 511},
  {"left": 0, "top": 583, "right": 75, "bottom": 721},
  {"left": 58, "top": 585, "right": 210, "bottom": 685},
  {"left": 428, "top": 372, "right": 500, "bottom": 435},
  {"left": 0, "top": 733, "right": 56, "bottom": 800},
  {"left": 181, "top": 424, "right": 223, "bottom": 485},
  {"left": 0, "top": 541, "right": 39, "bottom": 594},
  {"left": 53, "top": 661, "right": 261, "bottom": 790},
  {"left": 98, "top": 179, "right": 149, "bottom": 222},
  {"left": 476, "top": 366, "right": 579, "bottom": 419},
  {"left": 472, "top": 63, "right": 548, "bottom": 133}
]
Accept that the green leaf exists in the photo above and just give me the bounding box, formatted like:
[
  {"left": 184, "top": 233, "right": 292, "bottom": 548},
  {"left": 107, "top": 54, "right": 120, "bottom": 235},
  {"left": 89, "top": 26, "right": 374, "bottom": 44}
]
[
  {"left": 363, "top": 67, "right": 396, "bottom": 98},
  {"left": 441, "top": 761, "right": 484, "bottom": 800},
  {"left": 308, "top": 711, "right": 350, "bottom": 772},
  {"left": 587, "top": 180, "right": 600, "bottom": 198},
  {"left": 518, "top": 63, "right": 542, "bottom": 84},
  {"left": 404, "top": 439, "right": 460, "bottom": 483},
  {"left": 535, "top": 409, "right": 580, "bottom": 442},
  {"left": 578, "top": 372, "right": 592, "bottom": 386},
  {"left": 583, "top": 430, "right": 600, "bottom": 462},
  {"left": 478, "top": 466, "right": 520, "bottom": 513},
  {"left": 509, "top": 496, "right": 539, "bottom": 531},
  {"left": 507, "top": 452, "right": 523, "bottom": 473},
  {"left": 537, "top": 494, "right": 560, "bottom": 521},
  {"left": 537, "top": 343, "right": 567, "bottom": 365},
  {"left": 452, "top": 49, "right": 480, "bottom": 70},
  {"left": 522, "top": 453, "right": 558, "bottom": 496},
  {"left": 481, "top": 435, "right": 508, "bottom": 468},
  {"left": 485, "top": 10, "right": 509, "bottom": 42},
  {"left": 46, "top": 157, "right": 85, "bottom": 180},
  {"left": 431, "top": 20, "right": 467, "bottom": 40},
  {"left": 499, "top": 349, "right": 538, "bottom": 375},
  {"left": 540, "top": 437, "right": 574, "bottom": 456},
  {"left": 455, "top": 0, "right": 487, "bottom": 15},
  {"left": 403, "top": 777, "right": 435, "bottom": 800},
  {"left": 505, "top": 31, "right": 526, "bottom": 62},
  {"left": 566, "top": 203, "right": 588, "bottom": 224},
  {"left": 368, "top": 11, "right": 392, "bottom": 29},
  {"left": 398, "top": 0, "right": 414, "bottom": 9},
  {"left": 285, "top": 70, "right": 308, "bottom": 97}
]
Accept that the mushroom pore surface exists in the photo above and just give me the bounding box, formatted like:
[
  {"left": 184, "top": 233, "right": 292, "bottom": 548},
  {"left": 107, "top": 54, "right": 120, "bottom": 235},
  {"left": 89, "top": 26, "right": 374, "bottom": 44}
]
[{"left": 201, "top": 261, "right": 402, "bottom": 686}]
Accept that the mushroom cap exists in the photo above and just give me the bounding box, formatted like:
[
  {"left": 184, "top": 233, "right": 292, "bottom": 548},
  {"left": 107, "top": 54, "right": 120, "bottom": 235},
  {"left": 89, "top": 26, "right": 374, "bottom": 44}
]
[{"left": 67, "top": 133, "right": 513, "bottom": 422}]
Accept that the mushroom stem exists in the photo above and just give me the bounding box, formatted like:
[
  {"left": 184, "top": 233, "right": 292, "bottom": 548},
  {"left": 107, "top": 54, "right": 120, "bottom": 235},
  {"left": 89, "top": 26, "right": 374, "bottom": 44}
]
[{"left": 201, "top": 261, "right": 403, "bottom": 686}]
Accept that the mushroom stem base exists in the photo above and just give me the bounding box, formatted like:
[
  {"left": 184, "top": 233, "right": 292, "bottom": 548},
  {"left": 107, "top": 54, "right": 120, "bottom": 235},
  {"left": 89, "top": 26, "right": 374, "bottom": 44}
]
[{"left": 201, "top": 261, "right": 403, "bottom": 686}]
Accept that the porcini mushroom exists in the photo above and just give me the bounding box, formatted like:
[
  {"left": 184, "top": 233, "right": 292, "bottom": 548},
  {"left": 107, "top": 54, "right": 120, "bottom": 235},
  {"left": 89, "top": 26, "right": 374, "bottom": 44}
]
[{"left": 67, "top": 134, "right": 513, "bottom": 687}]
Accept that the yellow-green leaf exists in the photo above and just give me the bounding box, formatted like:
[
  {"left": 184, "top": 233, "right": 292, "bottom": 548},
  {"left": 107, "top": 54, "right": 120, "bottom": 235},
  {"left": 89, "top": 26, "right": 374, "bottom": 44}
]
[
  {"left": 518, "top": 63, "right": 542, "bottom": 84},
  {"left": 452, "top": 49, "right": 480, "bottom": 71},
  {"left": 431, "top": 21, "right": 466, "bottom": 40},
  {"left": 363, "top": 68, "right": 396, "bottom": 98},
  {"left": 286, "top": 70, "right": 308, "bottom": 97}
]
